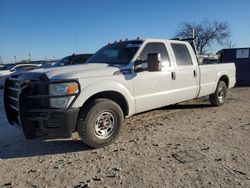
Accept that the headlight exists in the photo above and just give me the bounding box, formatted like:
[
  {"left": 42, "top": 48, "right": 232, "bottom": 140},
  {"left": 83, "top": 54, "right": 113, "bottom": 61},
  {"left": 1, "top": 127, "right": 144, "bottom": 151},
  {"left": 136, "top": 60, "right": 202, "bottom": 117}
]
[{"left": 49, "top": 82, "right": 79, "bottom": 108}]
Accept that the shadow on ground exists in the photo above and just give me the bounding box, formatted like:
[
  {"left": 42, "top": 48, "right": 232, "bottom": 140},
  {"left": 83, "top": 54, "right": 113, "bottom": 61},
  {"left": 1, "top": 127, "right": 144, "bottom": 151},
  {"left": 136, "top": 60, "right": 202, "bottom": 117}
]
[
  {"left": 0, "top": 102, "right": 214, "bottom": 159},
  {"left": 0, "top": 135, "right": 91, "bottom": 159},
  {"left": 0, "top": 90, "right": 92, "bottom": 159},
  {"left": 166, "top": 103, "right": 212, "bottom": 110}
]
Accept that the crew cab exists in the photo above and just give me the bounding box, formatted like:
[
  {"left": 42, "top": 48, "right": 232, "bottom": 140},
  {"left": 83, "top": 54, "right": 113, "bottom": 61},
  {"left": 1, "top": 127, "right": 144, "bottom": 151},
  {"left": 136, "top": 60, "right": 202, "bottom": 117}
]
[{"left": 4, "top": 38, "right": 236, "bottom": 148}]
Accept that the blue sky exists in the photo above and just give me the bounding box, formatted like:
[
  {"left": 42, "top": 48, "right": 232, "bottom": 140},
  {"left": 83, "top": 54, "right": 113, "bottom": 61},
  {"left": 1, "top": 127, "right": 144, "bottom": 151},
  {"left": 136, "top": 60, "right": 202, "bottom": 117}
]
[{"left": 0, "top": 0, "right": 250, "bottom": 63}]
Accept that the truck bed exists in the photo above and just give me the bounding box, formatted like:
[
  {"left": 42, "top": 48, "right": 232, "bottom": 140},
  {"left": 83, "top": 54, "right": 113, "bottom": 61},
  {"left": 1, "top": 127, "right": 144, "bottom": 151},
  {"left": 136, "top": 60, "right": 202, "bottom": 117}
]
[{"left": 198, "top": 62, "right": 236, "bottom": 98}]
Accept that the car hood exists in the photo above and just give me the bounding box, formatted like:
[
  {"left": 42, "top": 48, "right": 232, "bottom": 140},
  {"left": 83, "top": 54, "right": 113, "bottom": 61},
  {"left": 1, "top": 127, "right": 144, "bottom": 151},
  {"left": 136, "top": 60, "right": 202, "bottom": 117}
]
[
  {"left": 32, "top": 63, "right": 127, "bottom": 79},
  {"left": 0, "top": 70, "right": 11, "bottom": 77}
]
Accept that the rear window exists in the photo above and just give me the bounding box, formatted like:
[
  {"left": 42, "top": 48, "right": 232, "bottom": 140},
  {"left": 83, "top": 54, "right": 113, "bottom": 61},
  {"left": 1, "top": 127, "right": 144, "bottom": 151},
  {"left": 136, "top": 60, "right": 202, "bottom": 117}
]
[{"left": 171, "top": 43, "right": 193, "bottom": 66}]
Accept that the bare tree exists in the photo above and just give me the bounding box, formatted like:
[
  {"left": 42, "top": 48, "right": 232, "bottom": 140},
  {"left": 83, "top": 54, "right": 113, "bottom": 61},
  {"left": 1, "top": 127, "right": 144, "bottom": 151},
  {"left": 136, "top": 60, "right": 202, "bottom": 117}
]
[
  {"left": 175, "top": 19, "right": 233, "bottom": 54},
  {"left": 224, "top": 40, "right": 236, "bottom": 48}
]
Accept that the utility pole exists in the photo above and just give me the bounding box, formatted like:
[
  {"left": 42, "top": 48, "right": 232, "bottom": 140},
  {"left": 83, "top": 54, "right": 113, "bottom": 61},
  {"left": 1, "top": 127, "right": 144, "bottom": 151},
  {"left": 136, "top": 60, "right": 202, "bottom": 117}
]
[
  {"left": 14, "top": 55, "right": 16, "bottom": 63},
  {"left": 29, "top": 52, "right": 31, "bottom": 61},
  {"left": 0, "top": 56, "right": 3, "bottom": 64},
  {"left": 192, "top": 28, "right": 198, "bottom": 54},
  {"left": 192, "top": 28, "right": 196, "bottom": 38}
]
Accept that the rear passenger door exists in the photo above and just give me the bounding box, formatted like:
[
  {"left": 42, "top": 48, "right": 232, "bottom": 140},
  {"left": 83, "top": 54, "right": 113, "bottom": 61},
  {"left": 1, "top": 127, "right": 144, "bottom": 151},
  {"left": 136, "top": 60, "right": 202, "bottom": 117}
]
[{"left": 170, "top": 43, "right": 199, "bottom": 101}]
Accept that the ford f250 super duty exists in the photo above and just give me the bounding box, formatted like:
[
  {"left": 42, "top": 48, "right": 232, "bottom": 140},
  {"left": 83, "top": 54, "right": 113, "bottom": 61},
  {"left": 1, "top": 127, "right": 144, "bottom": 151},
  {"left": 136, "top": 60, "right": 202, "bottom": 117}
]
[{"left": 4, "top": 38, "right": 236, "bottom": 148}]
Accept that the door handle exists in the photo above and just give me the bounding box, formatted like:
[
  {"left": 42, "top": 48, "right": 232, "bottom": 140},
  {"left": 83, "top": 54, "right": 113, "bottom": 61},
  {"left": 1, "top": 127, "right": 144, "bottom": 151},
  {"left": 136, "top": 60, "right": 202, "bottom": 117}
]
[
  {"left": 171, "top": 72, "right": 176, "bottom": 80},
  {"left": 193, "top": 70, "right": 197, "bottom": 77}
]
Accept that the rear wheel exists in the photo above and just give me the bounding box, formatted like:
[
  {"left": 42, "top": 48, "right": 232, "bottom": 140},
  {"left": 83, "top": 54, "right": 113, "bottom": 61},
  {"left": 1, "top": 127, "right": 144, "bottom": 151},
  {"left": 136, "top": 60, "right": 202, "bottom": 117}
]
[
  {"left": 209, "top": 81, "right": 227, "bottom": 106},
  {"left": 77, "top": 98, "right": 124, "bottom": 148}
]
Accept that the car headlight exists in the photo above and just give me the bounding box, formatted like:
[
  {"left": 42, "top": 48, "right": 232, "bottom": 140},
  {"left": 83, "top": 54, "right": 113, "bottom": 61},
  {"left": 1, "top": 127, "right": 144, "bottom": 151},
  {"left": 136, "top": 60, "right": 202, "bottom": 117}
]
[{"left": 49, "top": 82, "right": 79, "bottom": 108}]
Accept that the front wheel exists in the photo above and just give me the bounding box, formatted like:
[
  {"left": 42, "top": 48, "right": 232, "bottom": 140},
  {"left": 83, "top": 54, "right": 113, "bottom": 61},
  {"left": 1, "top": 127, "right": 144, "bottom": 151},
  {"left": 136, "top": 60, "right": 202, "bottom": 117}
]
[
  {"left": 209, "top": 81, "right": 227, "bottom": 106},
  {"left": 77, "top": 98, "right": 124, "bottom": 148}
]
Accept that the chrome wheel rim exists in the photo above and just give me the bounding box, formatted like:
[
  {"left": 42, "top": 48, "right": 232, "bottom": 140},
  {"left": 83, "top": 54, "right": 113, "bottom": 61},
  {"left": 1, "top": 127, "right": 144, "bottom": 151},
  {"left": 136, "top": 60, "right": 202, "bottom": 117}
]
[
  {"left": 94, "top": 111, "right": 115, "bottom": 139},
  {"left": 218, "top": 88, "right": 225, "bottom": 103}
]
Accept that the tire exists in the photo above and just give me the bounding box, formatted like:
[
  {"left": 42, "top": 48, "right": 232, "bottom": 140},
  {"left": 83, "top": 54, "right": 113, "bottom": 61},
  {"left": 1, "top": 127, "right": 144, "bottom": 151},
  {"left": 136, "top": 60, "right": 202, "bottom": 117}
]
[
  {"left": 209, "top": 81, "right": 227, "bottom": 106},
  {"left": 77, "top": 98, "right": 124, "bottom": 148}
]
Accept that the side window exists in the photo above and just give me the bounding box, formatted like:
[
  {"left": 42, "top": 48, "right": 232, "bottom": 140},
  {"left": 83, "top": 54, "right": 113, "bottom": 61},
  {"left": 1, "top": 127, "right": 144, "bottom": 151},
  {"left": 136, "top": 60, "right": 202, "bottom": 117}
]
[
  {"left": 171, "top": 43, "right": 193, "bottom": 66},
  {"left": 13, "top": 66, "right": 24, "bottom": 71},
  {"left": 22, "top": 66, "right": 37, "bottom": 71},
  {"left": 16, "top": 66, "right": 34, "bottom": 71},
  {"left": 72, "top": 57, "right": 86, "bottom": 65},
  {"left": 139, "top": 42, "right": 170, "bottom": 67}
]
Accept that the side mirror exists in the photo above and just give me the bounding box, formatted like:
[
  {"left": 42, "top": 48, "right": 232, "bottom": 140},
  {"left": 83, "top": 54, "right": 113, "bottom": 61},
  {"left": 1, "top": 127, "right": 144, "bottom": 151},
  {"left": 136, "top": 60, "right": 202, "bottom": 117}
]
[
  {"left": 147, "top": 53, "right": 161, "bottom": 72},
  {"left": 134, "top": 59, "right": 143, "bottom": 67},
  {"left": 134, "top": 59, "right": 144, "bottom": 72}
]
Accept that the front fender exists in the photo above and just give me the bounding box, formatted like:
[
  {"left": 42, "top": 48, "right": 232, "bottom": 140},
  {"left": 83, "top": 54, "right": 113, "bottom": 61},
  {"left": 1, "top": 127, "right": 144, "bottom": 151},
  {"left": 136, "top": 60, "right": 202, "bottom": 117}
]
[{"left": 72, "top": 80, "right": 135, "bottom": 116}]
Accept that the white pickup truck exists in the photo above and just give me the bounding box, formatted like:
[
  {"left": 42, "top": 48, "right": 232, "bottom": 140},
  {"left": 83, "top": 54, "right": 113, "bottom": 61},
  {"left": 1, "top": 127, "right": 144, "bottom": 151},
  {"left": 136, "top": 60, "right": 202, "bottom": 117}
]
[{"left": 4, "top": 38, "right": 236, "bottom": 148}]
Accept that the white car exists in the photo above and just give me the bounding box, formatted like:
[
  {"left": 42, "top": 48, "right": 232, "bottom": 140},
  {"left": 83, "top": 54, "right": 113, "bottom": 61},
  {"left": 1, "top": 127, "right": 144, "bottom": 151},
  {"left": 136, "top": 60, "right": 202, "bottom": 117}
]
[
  {"left": 4, "top": 38, "right": 236, "bottom": 148},
  {"left": 0, "top": 64, "right": 41, "bottom": 89},
  {"left": 0, "top": 64, "right": 41, "bottom": 77}
]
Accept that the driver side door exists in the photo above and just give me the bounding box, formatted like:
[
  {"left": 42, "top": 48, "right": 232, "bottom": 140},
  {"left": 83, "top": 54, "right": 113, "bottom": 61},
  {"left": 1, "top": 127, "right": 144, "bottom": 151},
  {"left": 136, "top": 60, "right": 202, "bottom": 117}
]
[{"left": 133, "top": 42, "right": 176, "bottom": 113}]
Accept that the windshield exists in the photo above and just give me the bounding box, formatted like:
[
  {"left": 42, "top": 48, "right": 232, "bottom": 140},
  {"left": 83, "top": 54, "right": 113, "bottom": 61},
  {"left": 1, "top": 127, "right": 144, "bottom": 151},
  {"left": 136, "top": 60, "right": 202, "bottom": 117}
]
[{"left": 86, "top": 41, "right": 143, "bottom": 65}]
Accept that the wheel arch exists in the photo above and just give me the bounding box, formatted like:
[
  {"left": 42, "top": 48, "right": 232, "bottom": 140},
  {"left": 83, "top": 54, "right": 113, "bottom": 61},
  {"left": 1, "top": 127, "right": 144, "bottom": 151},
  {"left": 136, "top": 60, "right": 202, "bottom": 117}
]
[
  {"left": 81, "top": 91, "right": 129, "bottom": 117},
  {"left": 72, "top": 80, "right": 135, "bottom": 117},
  {"left": 218, "top": 75, "right": 229, "bottom": 88}
]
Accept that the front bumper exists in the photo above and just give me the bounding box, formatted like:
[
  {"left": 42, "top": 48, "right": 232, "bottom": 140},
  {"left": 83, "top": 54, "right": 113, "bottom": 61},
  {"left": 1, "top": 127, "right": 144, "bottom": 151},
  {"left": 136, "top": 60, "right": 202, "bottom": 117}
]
[
  {"left": 29, "top": 108, "right": 80, "bottom": 138},
  {"left": 4, "top": 73, "right": 80, "bottom": 138}
]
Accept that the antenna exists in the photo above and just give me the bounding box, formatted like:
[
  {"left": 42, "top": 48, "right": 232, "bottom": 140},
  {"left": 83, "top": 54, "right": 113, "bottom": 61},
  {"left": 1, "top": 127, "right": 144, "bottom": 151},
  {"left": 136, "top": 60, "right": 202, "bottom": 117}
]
[{"left": 74, "top": 34, "right": 78, "bottom": 53}]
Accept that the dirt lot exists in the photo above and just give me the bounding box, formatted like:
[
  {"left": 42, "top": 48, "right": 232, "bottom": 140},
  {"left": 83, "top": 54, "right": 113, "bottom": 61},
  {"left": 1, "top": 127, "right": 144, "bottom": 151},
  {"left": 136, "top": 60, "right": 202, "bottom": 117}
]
[{"left": 0, "top": 88, "right": 250, "bottom": 188}]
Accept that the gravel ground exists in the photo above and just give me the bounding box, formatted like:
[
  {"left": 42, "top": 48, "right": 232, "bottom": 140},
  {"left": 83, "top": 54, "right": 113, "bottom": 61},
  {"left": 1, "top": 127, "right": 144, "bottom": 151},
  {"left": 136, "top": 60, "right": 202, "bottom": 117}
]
[{"left": 0, "top": 88, "right": 250, "bottom": 188}]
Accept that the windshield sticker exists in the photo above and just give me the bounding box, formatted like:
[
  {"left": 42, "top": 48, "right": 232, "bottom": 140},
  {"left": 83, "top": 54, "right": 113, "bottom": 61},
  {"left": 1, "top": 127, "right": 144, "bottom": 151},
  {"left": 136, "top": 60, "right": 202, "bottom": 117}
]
[{"left": 126, "top": 43, "right": 142, "bottom": 48}]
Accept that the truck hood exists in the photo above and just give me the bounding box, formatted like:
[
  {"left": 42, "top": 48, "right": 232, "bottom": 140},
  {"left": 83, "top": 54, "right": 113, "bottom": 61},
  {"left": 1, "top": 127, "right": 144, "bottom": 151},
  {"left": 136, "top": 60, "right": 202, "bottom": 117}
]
[{"left": 32, "top": 63, "right": 125, "bottom": 79}]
